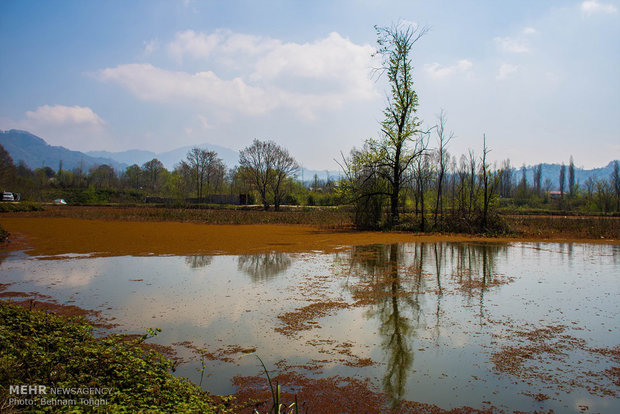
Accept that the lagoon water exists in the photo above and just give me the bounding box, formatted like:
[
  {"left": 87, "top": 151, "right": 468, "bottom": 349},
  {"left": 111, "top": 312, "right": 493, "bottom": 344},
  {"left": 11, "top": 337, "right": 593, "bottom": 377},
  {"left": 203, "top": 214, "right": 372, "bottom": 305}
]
[{"left": 1, "top": 242, "right": 618, "bottom": 412}]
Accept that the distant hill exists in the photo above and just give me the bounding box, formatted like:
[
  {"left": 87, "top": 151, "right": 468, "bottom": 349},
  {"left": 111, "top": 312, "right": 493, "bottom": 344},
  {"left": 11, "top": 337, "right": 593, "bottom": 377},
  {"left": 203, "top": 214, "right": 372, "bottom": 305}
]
[
  {"left": 87, "top": 142, "right": 240, "bottom": 170},
  {"left": 0, "top": 129, "right": 125, "bottom": 171}
]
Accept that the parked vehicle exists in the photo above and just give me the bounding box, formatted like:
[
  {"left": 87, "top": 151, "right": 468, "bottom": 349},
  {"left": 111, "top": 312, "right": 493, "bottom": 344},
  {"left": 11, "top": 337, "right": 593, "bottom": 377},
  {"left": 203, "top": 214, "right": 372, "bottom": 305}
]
[
  {"left": 2, "top": 192, "right": 14, "bottom": 201},
  {"left": 53, "top": 198, "right": 67, "bottom": 205}
]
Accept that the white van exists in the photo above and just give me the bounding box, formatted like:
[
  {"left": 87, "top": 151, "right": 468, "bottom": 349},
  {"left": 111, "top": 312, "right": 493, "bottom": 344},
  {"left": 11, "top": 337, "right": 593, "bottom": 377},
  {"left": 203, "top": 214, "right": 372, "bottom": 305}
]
[{"left": 2, "top": 192, "right": 14, "bottom": 201}]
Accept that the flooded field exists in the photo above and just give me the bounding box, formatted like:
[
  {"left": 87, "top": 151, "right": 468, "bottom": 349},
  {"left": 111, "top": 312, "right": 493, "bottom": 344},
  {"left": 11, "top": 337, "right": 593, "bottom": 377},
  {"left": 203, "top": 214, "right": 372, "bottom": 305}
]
[{"left": 1, "top": 233, "right": 618, "bottom": 413}]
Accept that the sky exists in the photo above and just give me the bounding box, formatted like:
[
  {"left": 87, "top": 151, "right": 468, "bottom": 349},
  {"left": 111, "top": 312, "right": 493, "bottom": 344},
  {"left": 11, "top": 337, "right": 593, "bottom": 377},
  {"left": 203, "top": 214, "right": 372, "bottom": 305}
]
[{"left": 0, "top": 0, "right": 618, "bottom": 170}]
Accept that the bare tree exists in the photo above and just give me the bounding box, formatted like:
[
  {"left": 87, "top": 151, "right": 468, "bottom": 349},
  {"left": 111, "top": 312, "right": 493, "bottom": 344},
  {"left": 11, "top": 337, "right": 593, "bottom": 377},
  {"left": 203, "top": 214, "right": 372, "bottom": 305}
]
[
  {"left": 433, "top": 110, "right": 454, "bottom": 229},
  {"left": 186, "top": 148, "right": 222, "bottom": 202},
  {"left": 498, "top": 159, "right": 513, "bottom": 198},
  {"left": 239, "top": 139, "right": 298, "bottom": 211},
  {"left": 468, "top": 149, "right": 477, "bottom": 216},
  {"left": 412, "top": 133, "right": 431, "bottom": 231},
  {"left": 270, "top": 145, "right": 298, "bottom": 211},
  {"left": 480, "top": 134, "right": 497, "bottom": 230}
]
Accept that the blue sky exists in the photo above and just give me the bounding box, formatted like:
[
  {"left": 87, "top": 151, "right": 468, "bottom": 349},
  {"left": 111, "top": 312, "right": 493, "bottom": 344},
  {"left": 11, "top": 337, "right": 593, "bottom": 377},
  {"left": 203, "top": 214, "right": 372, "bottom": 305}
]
[{"left": 1, "top": 0, "right": 618, "bottom": 169}]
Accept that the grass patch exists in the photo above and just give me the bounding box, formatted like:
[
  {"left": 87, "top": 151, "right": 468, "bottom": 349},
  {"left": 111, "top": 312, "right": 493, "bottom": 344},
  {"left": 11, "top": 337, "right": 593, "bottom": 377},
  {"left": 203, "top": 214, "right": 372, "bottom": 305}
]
[
  {"left": 505, "top": 215, "right": 620, "bottom": 239},
  {"left": 8, "top": 205, "right": 354, "bottom": 228},
  {"left": 0, "top": 301, "right": 232, "bottom": 413},
  {"left": 0, "top": 202, "right": 43, "bottom": 213}
]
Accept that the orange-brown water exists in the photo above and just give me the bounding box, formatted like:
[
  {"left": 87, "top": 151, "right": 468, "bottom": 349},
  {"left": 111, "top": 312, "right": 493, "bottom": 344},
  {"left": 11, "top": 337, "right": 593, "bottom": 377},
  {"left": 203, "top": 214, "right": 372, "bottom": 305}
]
[{"left": 1, "top": 217, "right": 617, "bottom": 258}]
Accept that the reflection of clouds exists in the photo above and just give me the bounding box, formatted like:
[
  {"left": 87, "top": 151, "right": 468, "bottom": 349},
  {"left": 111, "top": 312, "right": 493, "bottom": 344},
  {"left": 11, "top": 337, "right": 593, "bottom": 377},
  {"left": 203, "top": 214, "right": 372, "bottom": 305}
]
[
  {"left": 185, "top": 255, "right": 214, "bottom": 269},
  {"left": 17, "top": 259, "right": 101, "bottom": 287},
  {"left": 237, "top": 252, "right": 292, "bottom": 282}
]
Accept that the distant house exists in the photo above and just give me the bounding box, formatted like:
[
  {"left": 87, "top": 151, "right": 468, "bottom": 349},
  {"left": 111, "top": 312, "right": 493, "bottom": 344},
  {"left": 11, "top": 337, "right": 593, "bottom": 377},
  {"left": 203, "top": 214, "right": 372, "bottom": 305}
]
[{"left": 548, "top": 191, "right": 562, "bottom": 199}]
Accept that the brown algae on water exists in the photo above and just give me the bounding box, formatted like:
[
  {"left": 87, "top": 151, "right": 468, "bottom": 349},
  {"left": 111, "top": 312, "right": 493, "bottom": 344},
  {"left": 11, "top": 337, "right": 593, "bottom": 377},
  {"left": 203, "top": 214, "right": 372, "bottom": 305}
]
[{"left": 0, "top": 217, "right": 618, "bottom": 412}]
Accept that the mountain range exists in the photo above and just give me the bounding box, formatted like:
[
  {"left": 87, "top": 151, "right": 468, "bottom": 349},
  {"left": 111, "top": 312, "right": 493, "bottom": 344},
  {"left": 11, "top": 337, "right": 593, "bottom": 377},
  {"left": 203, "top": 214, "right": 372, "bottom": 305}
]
[
  {"left": 1, "top": 129, "right": 616, "bottom": 188},
  {"left": 0, "top": 129, "right": 340, "bottom": 182}
]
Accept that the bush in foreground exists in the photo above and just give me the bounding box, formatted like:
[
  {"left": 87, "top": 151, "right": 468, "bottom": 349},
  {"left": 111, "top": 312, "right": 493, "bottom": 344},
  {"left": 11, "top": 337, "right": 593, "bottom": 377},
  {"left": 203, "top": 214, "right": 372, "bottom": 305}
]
[{"left": 0, "top": 301, "right": 231, "bottom": 413}]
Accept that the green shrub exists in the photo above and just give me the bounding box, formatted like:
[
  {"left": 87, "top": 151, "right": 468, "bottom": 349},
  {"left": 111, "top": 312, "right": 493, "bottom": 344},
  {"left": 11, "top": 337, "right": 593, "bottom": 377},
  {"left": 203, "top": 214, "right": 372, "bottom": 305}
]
[{"left": 0, "top": 302, "right": 231, "bottom": 413}]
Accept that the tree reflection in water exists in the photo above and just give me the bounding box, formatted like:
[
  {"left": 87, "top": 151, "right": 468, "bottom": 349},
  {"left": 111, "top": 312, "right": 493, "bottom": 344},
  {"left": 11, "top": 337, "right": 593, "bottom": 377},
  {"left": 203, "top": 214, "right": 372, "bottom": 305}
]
[
  {"left": 184, "top": 255, "right": 214, "bottom": 269},
  {"left": 342, "top": 241, "right": 507, "bottom": 409},
  {"left": 237, "top": 252, "right": 292, "bottom": 282}
]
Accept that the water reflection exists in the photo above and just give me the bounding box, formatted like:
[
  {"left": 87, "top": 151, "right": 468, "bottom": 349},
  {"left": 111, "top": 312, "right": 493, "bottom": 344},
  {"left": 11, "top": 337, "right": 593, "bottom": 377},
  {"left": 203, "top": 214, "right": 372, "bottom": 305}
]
[
  {"left": 341, "top": 242, "right": 508, "bottom": 407},
  {"left": 237, "top": 252, "right": 292, "bottom": 282},
  {"left": 185, "top": 255, "right": 214, "bottom": 269}
]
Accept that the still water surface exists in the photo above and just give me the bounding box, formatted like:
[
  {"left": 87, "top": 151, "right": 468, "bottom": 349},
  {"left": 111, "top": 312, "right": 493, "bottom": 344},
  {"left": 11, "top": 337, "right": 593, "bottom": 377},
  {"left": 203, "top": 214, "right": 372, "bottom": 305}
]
[{"left": 1, "top": 242, "right": 618, "bottom": 412}]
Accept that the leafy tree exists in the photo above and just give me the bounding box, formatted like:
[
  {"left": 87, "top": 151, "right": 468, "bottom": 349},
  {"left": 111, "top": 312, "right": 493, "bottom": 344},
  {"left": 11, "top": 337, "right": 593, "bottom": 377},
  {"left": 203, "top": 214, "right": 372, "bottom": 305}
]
[
  {"left": 366, "top": 22, "right": 428, "bottom": 226},
  {"left": 559, "top": 163, "right": 566, "bottom": 197},
  {"left": 124, "top": 164, "right": 142, "bottom": 189},
  {"left": 611, "top": 161, "right": 620, "bottom": 211},
  {"left": 533, "top": 164, "right": 542, "bottom": 196},
  {"left": 142, "top": 158, "right": 165, "bottom": 193},
  {"left": 568, "top": 156, "right": 575, "bottom": 197},
  {"left": 0, "top": 144, "right": 16, "bottom": 189},
  {"left": 89, "top": 164, "right": 117, "bottom": 189}
]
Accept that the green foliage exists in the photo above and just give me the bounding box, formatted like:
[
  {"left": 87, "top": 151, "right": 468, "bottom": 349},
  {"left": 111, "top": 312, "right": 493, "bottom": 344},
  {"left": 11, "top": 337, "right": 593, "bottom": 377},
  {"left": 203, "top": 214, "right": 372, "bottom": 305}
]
[
  {"left": 41, "top": 187, "right": 145, "bottom": 205},
  {"left": 0, "top": 302, "right": 230, "bottom": 413}
]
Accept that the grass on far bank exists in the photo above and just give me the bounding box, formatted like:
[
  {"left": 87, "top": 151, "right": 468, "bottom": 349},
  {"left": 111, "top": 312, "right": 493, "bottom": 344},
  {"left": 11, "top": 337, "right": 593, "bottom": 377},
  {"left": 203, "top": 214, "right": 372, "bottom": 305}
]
[
  {"left": 4, "top": 204, "right": 354, "bottom": 228},
  {"left": 3, "top": 204, "right": 619, "bottom": 240},
  {"left": 0, "top": 201, "right": 42, "bottom": 213},
  {"left": 0, "top": 301, "right": 233, "bottom": 413}
]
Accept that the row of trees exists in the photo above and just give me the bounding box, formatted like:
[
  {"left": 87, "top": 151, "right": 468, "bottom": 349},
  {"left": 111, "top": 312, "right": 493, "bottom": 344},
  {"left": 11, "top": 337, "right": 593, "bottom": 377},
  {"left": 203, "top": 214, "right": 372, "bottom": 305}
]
[
  {"left": 0, "top": 139, "right": 302, "bottom": 210},
  {"left": 500, "top": 157, "right": 620, "bottom": 213},
  {"left": 339, "top": 23, "right": 501, "bottom": 232}
]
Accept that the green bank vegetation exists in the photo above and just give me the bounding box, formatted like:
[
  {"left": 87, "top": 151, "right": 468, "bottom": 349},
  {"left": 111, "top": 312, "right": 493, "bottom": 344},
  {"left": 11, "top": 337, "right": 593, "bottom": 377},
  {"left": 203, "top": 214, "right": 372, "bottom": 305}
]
[{"left": 0, "top": 301, "right": 233, "bottom": 413}]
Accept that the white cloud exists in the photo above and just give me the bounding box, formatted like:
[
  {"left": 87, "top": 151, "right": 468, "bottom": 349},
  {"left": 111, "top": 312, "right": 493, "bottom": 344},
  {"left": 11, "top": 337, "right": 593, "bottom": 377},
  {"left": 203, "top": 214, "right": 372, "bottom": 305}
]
[
  {"left": 197, "top": 114, "right": 211, "bottom": 129},
  {"left": 522, "top": 27, "right": 537, "bottom": 35},
  {"left": 25, "top": 105, "right": 104, "bottom": 126},
  {"left": 168, "top": 30, "right": 221, "bottom": 62},
  {"left": 496, "top": 63, "right": 518, "bottom": 80},
  {"left": 494, "top": 36, "right": 530, "bottom": 53},
  {"left": 253, "top": 32, "right": 376, "bottom": 98},
  {"left": 98, "top": 63, "right": 274, "bottom": 115},
  {"left": 581, "top": 0, "right": 618, "bottom": 14},
  {"left": 100, "top": 31, "right": 378, "bottom": 120},
  {"left": 424, "top": 59, "right": 473, "bottom": 79},
  {"left": 143, "top": 39, "right": 159, "bottom": 56}
]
